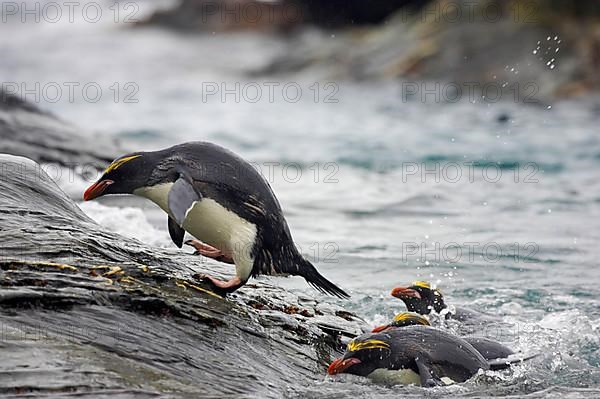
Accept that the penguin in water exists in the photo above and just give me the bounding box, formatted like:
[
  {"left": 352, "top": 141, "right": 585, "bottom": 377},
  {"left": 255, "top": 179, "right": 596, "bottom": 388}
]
[
  {"left": 327, "top": 326, "right": 489, "bottom": 387},
  {"left": 83, "top": 142, "right": 349, "bottom": 298},
  {"left": 370, "top": 312, "right": 529, "bottom": 364},
  {"left": 390, "top": 281, "right": 488, "bottom": 321}
]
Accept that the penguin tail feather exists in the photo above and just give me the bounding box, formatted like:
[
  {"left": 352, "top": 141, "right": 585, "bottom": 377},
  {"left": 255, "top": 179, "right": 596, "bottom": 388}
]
[
  {"left": 298, "top": 258, "right": 350, "bottom": 299},
  {"left": 487, "top": 352, "right": 539, "bottom": 370}
]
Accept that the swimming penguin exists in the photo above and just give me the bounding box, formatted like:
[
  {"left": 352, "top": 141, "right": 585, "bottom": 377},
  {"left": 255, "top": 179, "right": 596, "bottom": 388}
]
[
  {"left": 390, "top": 281, "right": 486, "bottom": 321},
  {"left": 327, "top": 326, "right": 489, "bottom": 387},
  {"left": 370, "top": 312, "right": 528, "bottom": 365},
  {"left": 83, "top": 142, "right": 349, "bottom": 298}
]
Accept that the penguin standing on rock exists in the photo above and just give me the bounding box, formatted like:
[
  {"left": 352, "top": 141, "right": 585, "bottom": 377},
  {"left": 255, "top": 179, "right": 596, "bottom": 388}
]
[{"left": 84, "top": 141, "right": 349, "bottom": 298}]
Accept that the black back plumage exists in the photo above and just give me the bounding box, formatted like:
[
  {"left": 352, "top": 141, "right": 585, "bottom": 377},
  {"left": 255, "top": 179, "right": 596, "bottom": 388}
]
[
  {"left": 147, "top": 142, "right": 349, "bottom": 298},
  {"left": 350, "top": 326, "right": 488, "bottom": 382},
  {"left": 386, "top": 327, "right": 488, "bottom": 380}
]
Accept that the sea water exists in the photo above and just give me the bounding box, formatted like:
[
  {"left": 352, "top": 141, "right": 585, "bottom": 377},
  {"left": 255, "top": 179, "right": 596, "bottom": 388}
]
[{"left": 1, "top": 3, "right": 599, "bottom": 397}]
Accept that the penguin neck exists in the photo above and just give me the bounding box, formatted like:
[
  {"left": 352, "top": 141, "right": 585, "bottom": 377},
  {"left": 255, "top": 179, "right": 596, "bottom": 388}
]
[{"left": 134, "top": 182, "right": 173, "bottom": 214}]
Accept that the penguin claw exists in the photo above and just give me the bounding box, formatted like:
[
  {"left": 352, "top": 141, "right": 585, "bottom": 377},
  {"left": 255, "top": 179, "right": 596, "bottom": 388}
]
[
  {"left": 192, "top": 273, "right": 228, "bottom": 296},
  {"left": 193, "top": 273, "right": 221, "bottom": 288}
]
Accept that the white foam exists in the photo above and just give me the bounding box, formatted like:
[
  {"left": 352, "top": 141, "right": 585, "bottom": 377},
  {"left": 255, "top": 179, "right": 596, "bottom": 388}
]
[
  {"left": 40, "top": 163, "right": 100, "bottom": 200},
  {"left": 499, "top": 302, "right": 524, "bottom": 315},
  {"left": 79, "top": 201, "right": 170, "bottom": 247}
]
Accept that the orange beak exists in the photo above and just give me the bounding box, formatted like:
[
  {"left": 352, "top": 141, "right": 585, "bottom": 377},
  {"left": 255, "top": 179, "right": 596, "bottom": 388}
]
[
  {"left": 83, "top": 179, "right": 113, "bottom": 201},
  {"left": 391, "top": 287, "right": 421, "bottom": 299},
  {"left": 371, "top": 324, "right": 391, "bottom": 333},
  {"left": 327, "top": 357, "right": 361, "bottom": 375}
]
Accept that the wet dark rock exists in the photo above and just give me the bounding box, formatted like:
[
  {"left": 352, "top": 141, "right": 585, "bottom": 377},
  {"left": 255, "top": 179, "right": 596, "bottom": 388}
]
[
  {"left": 0, "top": 90, "right": 120, "bottom": 171},
  {"left": 140, "top": 0, "right": 430, "bottom": 32},
  {"left": 299, "top": 0, "right": 429, "bottom": 28},
  {"left": 140, "top": 0, "right": 304, "bottom": 33},
  {"left": 0, "top": 154, "right": 363, "bottom": 398}
]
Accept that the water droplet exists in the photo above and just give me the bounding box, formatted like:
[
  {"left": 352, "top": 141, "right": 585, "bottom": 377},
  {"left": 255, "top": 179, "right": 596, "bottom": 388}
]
[
  {"left": 546, "top": 36, "right": 551, "bottom": 40},
  {"left": 547, "top": 105, "right": 552, "bottom": 109},
  {"left": 532, "top": 49, "right": 537, "bottom": 54}
]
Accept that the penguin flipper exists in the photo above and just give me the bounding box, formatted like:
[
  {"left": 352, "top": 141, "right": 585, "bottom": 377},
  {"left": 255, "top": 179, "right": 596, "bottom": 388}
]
[
  {"left": 487, "top": 352, "right": 539, "bottom": 370},
  {"left": 415, "top": 357, "right": 442, "bottom": 387},
  {"left": 168, "top": 216, "right": 185, "bottom": 248},
  {"left": 168, "top": 175, "right": 202, "bottom": 226}
]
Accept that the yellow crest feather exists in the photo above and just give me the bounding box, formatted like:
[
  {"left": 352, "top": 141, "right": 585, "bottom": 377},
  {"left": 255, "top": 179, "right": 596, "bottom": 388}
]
[
  {"left": 393, "top": 312, "right": 430, "bottom": 325},
  {"left": 103, "top": 155, "right": 141, "bottom": 174},
  {"left": 413, "top": 281, "right": 431, "bottom": 289},
  {"left": 347, "top": 339, "right": 390, "bottom": 352}
]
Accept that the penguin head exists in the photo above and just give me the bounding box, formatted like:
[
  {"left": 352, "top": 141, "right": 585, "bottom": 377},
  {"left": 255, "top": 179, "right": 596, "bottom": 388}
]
[
  {"left": 371, "top": 312, "right": 430, "bottom": 333},
  {"left": 84, "top": 153, "right": 153, "bottom": 200},
  {"left": 327, "top": 334, "right": 392, "bottom": 377},
  {"left": 390, "top": 281, "right": 446, "bottom": 314}
]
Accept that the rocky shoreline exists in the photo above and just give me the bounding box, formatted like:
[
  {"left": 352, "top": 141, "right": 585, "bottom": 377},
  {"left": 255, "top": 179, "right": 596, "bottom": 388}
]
[
  {"left": 140, "top": 0, "right": 600, "bottom": 103},
  {"left": 0, "top": 90, "right": 121, "bottom": 171}
]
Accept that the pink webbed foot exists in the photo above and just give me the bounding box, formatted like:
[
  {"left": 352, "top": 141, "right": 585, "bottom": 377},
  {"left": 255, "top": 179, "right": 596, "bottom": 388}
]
[
  {"left": 185, "top": 240, "right": 234, "bottom": 264},
  {"left": 193, "top": 274, "right": 243, "bottom": 295}
]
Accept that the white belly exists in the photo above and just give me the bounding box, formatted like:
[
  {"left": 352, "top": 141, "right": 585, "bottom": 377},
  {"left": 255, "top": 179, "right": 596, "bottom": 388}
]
[
  {"left": 367, "top": 368, "right": 422, "bottom": 386},
  {"left": 134, "top": 183, "right": 257, "bottom": 281},
  {"left": 367, "top": 368, "right": 456, "bottom": 386}
]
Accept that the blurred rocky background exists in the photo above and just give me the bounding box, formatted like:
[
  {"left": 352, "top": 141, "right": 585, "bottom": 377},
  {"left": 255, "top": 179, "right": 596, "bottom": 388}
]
[{"left": 141, "top": 0, "right": 600, "bottom": 102}]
